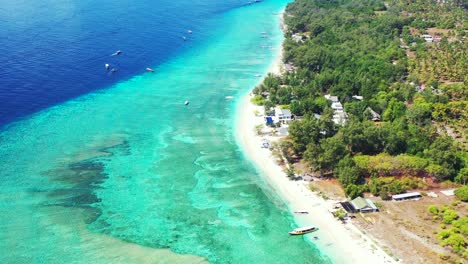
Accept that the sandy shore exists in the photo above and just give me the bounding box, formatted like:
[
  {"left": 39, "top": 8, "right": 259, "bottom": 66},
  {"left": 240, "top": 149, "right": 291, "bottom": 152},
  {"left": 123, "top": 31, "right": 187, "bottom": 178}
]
[{"left": 234, "top": 18, "right": 397, "bottom": 263}]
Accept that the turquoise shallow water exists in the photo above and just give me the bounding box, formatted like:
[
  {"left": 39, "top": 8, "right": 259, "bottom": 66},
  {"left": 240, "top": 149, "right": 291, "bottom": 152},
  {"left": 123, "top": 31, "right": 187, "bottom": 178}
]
[{"left": 0, "top": 1, "right": 332, "bottom": 263}]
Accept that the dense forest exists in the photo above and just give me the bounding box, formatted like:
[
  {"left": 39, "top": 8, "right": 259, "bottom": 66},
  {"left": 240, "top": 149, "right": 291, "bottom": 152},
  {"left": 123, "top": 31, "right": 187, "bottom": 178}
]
[
  {"left": 251, "top": 0, "right": 468, "bottom": 257},
  {"left": 252, "top": 0, "right": 467, "bottom": 200}
]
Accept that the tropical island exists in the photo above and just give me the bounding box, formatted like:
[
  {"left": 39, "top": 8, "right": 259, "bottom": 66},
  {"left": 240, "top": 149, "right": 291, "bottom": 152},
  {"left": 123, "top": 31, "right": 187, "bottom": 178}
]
[{"left": 240, "top": 0, "right": 467, "bottom": 263}]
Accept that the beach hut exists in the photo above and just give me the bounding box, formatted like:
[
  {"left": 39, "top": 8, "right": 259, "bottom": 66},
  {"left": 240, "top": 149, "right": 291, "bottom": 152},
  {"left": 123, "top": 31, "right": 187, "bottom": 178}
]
[
  {"left": 350, "top": 197, "right": 378, "bottom": 213},
  {"left": 392, "top": 192, "right": 422, "bottom": 201},
  {"left": 341, "top": 197, "right": 378, "bottom": 213}
]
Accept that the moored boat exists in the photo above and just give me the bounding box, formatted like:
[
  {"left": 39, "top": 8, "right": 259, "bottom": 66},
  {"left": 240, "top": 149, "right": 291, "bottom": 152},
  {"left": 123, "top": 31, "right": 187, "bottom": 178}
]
[
  {"left": 294, "top": 210, "right": 309, "bottom": 214},
  {"left": 288, "top": 226, "right": 318, "bottom": 235}
]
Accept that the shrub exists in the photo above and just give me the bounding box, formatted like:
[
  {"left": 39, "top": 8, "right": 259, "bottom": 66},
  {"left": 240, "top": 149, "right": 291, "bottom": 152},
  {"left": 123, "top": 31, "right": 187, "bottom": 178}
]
[
  {"left": 440, "top": 180, "right": 458, "bottom": 189},
  {"left": 286, "top": 166, "right": 296, "bottom": 179},
  {"left": 440, "top": 205, "right": 449, "bottom": 213},
  {"left": 442, "top": 209, "right": 459, "bottom": 224},
  {"left": 438, "top": 229, "right": 452, "bottom": 240},
  {"left": 353, "top": 154, "right": 429, "bottom": 176},
  {"left": 428, "top": 205, "right": 439, "bottom": 215},
  {"left": 441, "top": 233, "right": 466, "bottom": 253},
  {"left": 452, "top": 218, "right": 468, "bottom": 235},
  {"left": 380, "top": 190, "right": 391, "bottom": 200},
  {"left": 454, "top": 186, "right": 468, "bottom": 202},
  {"left": 309, "top": 184, "right": 317, "bottom": 192},
  {"left": 250, "top": 95, "right": 265, "bottom": 105},
  {"left": 345, "top": 184, "right": 365, "bottom": 199},
  {"left": 334, "top": 209, "right": 347, "bottom": 220}
]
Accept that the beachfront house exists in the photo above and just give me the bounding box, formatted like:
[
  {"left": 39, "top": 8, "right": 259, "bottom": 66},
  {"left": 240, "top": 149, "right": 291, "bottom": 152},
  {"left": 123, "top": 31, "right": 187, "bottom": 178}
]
[
  {"left": 274, "top": 106, "right": 293, "bottom": 124},
  {"left": 392, "top": 192, "right": 422, "bottom": 201},
  {"left": 364, "top": 107, "right": 381, "bottom": 121},
  {"left": 341, "top": 197, "right": 378, "bottom": 213},
  {"left": 351, "top": 197, "right": 378, "bottom": 213}
]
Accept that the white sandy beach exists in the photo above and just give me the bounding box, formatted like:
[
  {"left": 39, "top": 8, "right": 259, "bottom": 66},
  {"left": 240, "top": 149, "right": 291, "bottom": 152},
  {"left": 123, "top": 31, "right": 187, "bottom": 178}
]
[{"left": 235, "top": 26, "right": 397, "bottom": 263}]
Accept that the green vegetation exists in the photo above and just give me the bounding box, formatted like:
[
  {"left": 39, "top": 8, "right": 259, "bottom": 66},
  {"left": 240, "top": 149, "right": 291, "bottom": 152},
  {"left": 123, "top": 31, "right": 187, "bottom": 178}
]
[
  {"left": 333, "top": 208, "right": 347, "bottom": 220},
  {"left": 286, "top": 166, "right": 296, "bottom": 179},
  {"left": 250, "top": 94, "right": 265, "bottom": 105},
  {"left": 454, "top": 185, "right": 468, "bottom": 202},
  {"left": 428, "top": 205, "right": 467, "bottom": 258},
  {"left": 368, "top": 176, "right": 427, "bottom": 199},
  {"left": 255, "top": 0, "right": 467, "bottom": 198},
  {"left": 428, "top": 204, "right": 439, "bottom": 215}
]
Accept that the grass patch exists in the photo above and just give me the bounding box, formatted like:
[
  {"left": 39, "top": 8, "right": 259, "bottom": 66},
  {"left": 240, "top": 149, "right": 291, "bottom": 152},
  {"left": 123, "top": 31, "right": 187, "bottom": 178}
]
[{"left": 250, "top": 95, "right": 265, "bottom": 105}]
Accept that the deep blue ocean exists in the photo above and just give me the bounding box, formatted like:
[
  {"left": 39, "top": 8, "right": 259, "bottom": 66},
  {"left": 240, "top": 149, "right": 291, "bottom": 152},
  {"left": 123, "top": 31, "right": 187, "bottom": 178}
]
[
  {"left": 0, "top": 0, "right": 333, "bottom": 263},
  {"left": 0, "top": 0, "right": 249, "bottom": 126}
]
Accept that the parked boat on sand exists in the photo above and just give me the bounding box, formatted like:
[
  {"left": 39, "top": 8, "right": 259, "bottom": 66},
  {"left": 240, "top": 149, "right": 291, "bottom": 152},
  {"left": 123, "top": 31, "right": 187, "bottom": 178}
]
[{"left": 289, "top": 226, "right": 318, "bottom": 236}]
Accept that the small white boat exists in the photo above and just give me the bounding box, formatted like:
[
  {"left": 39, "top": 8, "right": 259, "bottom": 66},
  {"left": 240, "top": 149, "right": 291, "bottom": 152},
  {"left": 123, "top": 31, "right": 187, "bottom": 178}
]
[
  {"left": 254, "top": 74, "right": 261, "bottom": 77},
  {"left": 184, "top": 100, "right": 189, "bottom": 105},
  {"left": 225, "top": 96, "right": 234, "bottom": 100},
  {"left": 289, "top": 226, "right": 318, "bottom": 236},
  {"left": 111, "top": 50, "right": 122, "bottom": 56},
  {"left": 182, "top": 36, "right": 187, "bottom": 41},
  {"left": 146, "top": 67, "right": 154, "bottom": 72},
  {"left": 105, "top": 63, "right": 110, "bottom": 70},
  {"left": 188, "top": 30, "right": 192, "bottom": 34},
  {"left": 294, "top": 211, "right": 309, "bottom": 214}
]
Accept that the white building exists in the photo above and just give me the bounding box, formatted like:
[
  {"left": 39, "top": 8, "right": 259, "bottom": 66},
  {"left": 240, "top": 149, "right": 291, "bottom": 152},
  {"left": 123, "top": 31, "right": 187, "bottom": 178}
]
[
  {"left": 333, "top": 111, "right": 348, "bottom": 125},
  {"left": 325, "top": 94, "right": 348, "bottom": 125},
  {"left": 292, "top": 33, "right": 304, "bottom": 43},
  {"left": 331, "top": 102, "right": 344, "bottom": 111},
  {"left": 324, "top": 94, "right": 339, "bottom": 103},
  {"left": 274, "top": 106, "right": 293, "bottom": 123},
  {"left": 421, "top": 34, "right": 433, "bottom": 42}
]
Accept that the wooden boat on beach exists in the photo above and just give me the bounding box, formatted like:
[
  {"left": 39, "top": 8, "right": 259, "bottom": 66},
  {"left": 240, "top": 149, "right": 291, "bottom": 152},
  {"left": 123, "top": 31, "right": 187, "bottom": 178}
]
[
  {"left": 288, "top": 226, "right": 318, "bottom": 236},
  {"left": 294, "top": 211, "right": 309, "bottom": 214}
]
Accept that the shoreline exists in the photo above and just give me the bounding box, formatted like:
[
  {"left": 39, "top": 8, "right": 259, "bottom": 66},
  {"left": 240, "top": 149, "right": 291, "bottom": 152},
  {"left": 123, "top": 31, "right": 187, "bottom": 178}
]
[{"left": 234, "top": 13, "right": 397, "bottom": 264}]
